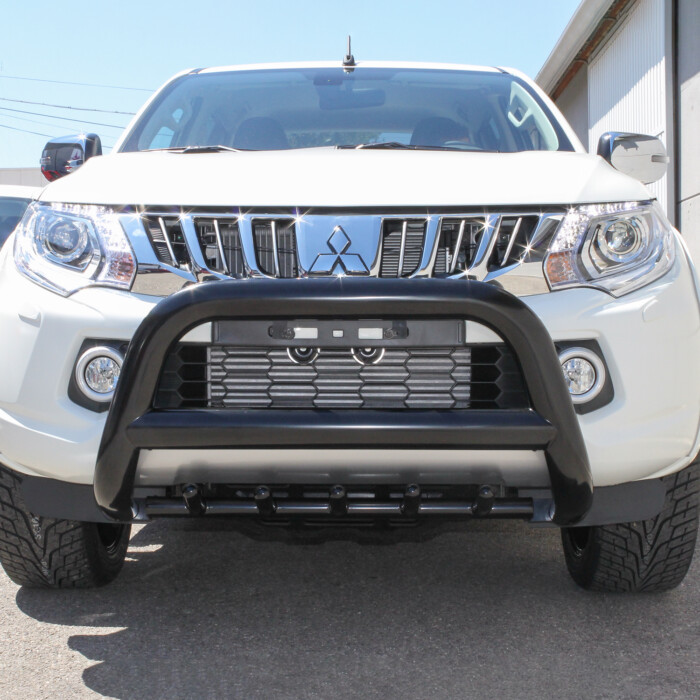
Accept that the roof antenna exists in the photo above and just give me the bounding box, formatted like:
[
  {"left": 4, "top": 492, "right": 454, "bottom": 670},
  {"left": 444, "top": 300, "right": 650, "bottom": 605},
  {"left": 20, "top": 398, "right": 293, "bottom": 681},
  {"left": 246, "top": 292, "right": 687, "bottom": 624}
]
[{"left": 343, "top": 35, "right": 356, "bottom": 70}]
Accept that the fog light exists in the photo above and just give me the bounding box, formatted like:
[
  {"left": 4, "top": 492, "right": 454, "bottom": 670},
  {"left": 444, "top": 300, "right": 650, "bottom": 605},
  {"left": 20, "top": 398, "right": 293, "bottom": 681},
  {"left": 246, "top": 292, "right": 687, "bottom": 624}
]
[
  {"left": 75, "top": 346, "right": 123, "bottom": 402},
  {"left": 558, "top": 347, "right": 605, "bottom": 404}
]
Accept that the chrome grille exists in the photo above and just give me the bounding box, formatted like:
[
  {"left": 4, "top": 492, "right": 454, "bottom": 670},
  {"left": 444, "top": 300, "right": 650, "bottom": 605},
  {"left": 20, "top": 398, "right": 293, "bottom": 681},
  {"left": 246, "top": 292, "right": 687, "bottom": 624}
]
[
  {"left": 488, "top": 215, "right": 540, "bottom": 269},
  {"left": 137, "top": 210, "right": 558, "bottom": 291},
  {"left": 433, "top": 218, "right": 483, "bottom": 275},
  {"left": 143, "top": 216, "right": 189, "bottom": 268},
  {"left": 155, "top": 343, "right": 530, "bottom": 411},
  {"left": 195, "top": 218, "right": 245, "bottom": 276}
]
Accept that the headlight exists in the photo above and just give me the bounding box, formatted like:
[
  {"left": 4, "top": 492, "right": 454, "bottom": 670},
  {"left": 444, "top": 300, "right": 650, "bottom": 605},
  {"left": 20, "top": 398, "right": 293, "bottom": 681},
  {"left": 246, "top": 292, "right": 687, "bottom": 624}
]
[
  {"left": 14, "top": 203, "right": 136, "bottom": 296},
  {"left": 544, "top": 201, "right": 675, "bottom": 296}
]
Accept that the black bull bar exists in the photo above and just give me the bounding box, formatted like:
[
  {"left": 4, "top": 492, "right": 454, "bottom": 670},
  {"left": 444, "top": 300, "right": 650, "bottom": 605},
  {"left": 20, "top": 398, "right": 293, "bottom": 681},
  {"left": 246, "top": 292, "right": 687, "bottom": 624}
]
[{"left": 95, "top": 278, "right": 593, "bottom": 525}]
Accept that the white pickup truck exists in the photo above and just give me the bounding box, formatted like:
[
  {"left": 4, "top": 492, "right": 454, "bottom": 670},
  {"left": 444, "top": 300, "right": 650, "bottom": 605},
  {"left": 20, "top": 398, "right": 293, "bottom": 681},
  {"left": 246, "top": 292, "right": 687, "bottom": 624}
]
[{"left": 0, "top": 60, "right": 697, "bottom": 591}]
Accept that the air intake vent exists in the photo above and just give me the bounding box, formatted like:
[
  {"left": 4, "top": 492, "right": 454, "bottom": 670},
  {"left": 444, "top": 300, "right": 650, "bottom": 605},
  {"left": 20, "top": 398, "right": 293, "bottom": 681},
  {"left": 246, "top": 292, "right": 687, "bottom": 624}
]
[
  {"left": 143, "top": 216, "right": 190, "bottom": 268},
  {"left": 253, "top": 219, "right": 299, "bottom": 278},
  {"left": 194, "top": 218, "right": 246, "bottom": 276},
  {"left": 379, "top": 220, "right": 426, "bottom": 277},
  {"left": 434, "top": 218, "right": 484, "bottom": 275},
  {"left": 154, "top": 343, "right": 530, "bottom": 410}
]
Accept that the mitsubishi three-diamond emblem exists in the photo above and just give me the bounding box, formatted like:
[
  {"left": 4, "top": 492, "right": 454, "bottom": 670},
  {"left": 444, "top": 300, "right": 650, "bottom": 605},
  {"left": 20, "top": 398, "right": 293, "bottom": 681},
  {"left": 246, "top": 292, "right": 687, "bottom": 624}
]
[{"left": 309, "top": 226, "right": 370, "bottom": 275}]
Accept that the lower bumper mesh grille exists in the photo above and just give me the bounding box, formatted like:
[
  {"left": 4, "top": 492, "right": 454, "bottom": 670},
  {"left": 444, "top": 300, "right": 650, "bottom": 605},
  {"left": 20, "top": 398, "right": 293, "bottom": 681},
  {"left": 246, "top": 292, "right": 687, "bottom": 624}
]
[{"left": 155, "top": 344, "right": 529, "bottom": 410}]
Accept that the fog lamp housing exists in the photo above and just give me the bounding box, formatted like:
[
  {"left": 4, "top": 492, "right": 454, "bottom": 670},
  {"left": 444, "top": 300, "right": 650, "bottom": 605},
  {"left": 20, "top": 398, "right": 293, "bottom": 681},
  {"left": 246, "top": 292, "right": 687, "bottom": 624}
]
[
  {"left": 75, "top": 346, "right": 123, "bottom": 403},
  {"left": 558, "top": 347, "right": 606, "bottom": 404}
]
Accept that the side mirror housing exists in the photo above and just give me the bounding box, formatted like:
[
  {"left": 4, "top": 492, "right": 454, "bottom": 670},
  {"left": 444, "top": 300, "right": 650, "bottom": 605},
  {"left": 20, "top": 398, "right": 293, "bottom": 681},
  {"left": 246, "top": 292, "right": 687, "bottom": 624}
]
[
  {"left": 40, "top": 134, "right": 102, "bottom": 182},
  {"left": 597, "top": 132, "right": 669, "bottom": 185}
]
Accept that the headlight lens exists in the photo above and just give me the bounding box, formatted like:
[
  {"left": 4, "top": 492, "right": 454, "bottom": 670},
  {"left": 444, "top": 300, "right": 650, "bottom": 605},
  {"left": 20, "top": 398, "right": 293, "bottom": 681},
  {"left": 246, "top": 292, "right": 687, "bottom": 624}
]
[
  {"left": 14, "top": 203, "right": 136, "bottom": 296},
  {"left": 544, "top": 201, "right": 674, "bottom": 296},
  {"left": 36, "top": 210, "right": 95, "bottom": 268}
]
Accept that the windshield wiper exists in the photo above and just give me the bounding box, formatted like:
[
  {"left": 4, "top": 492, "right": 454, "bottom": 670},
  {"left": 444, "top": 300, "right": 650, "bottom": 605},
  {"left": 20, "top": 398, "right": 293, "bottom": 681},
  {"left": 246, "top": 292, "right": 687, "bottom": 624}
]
[
  {"left": 356, "top": 142, "right": 417, "bottom": 150},
  {"left": 337, "top": 142, "right": 471, "bottom": 151},
  {"left": 178, "top": 145, "right": 241, "bottom": 154},
  {"left": 144, "top": 145, "right": 242, "bottom": 154}
]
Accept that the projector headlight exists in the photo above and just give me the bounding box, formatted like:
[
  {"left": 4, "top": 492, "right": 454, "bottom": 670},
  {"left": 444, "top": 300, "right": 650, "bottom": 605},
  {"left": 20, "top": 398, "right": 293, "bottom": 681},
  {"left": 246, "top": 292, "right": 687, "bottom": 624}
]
[
  {"left": 14, "top": 203, "right": 136, "bottom": 296},
  {"left": 544, "top": 201, "right": 675, "bottom": 296}
]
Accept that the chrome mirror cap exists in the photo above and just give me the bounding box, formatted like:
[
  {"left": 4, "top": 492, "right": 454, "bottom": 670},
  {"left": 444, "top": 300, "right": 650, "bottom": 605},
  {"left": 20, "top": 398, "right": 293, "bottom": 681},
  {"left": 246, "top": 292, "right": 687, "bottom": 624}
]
[
  {"left": 597, "top": 132, "right": 669, "bottom": 185},
  {"left": 40, "top": 133, "right": 102, "bottom": 182}
]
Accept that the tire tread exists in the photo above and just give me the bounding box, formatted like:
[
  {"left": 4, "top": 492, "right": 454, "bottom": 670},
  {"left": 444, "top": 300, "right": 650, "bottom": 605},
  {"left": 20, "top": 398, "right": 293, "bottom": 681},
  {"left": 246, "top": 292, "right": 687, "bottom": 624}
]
[
  {"left": 563, "top": 463, "right": 698, "bottom": 592},
  {"left": 0, "top": 466, "right": 128, "bottom": 588}
]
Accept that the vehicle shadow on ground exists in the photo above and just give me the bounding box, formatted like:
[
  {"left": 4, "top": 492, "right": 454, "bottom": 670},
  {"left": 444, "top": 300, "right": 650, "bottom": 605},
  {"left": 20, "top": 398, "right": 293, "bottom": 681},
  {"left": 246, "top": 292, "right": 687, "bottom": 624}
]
[{"left": 15, "top": 519, "right": 700, "bottom": 700}]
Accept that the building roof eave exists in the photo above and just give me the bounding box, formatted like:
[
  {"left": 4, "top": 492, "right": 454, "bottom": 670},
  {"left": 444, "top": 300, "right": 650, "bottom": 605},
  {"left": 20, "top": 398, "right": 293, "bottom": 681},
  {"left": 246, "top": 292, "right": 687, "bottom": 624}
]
[{"left": 537, "top": 0, "right": 614, "bottom": 93}]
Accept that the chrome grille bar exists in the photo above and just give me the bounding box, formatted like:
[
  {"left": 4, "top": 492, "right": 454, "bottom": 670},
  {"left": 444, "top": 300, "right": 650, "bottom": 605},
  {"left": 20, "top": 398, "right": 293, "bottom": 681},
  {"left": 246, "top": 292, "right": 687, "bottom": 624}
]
[
  {"left": 449, "top": 219, "right": 466, "bottom": 274},
  {"left": 397, "top": 220, "right": 408, "bottom": 277},
  {"left": 270, "top": 220, "right": 281, "bottom": 277},
  {"left": 212, "top": 219, "right": 229, "bottom": 275},
  {"left": 157, "top": 217, "right": 178, "bottom": 266},
  {"left": 501, "top": 217, "right": 522, "bottom": 267}
]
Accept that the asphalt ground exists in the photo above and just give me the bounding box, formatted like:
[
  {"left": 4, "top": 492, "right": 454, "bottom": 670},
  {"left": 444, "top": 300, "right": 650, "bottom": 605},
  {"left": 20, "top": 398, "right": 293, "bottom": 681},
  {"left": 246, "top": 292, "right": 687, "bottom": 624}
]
[{"left": 0, "top": 518, "right": 698, "bottom": 700}]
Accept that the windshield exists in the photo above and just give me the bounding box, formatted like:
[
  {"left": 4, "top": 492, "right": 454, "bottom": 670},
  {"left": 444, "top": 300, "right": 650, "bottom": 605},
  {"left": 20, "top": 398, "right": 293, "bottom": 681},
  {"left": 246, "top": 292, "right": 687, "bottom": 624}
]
[
  {"left": 0, "top": 197, "right": 31, "bottom": 249},
  {"left": 121, "top": 67, "right": 573, "bottom": 154}
]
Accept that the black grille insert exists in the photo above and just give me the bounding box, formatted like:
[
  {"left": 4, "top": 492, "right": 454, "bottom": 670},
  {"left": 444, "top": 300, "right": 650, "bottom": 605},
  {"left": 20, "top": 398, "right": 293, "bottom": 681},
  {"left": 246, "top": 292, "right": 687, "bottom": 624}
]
[
  {"left": 253, "top": 219, "right": 298, "bottom": 278},
  {"left": 379, "top": 220, "right": 426, "bottom": 277},
  {"left": 156, "top": 344, "right": 208, "bottom": 408}
]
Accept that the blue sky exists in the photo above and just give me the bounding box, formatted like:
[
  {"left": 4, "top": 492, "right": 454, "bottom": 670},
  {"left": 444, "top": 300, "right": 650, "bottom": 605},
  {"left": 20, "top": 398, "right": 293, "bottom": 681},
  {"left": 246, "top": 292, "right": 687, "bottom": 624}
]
[{"left": 0, "top": 0, "right": 580, "bottom": 168}]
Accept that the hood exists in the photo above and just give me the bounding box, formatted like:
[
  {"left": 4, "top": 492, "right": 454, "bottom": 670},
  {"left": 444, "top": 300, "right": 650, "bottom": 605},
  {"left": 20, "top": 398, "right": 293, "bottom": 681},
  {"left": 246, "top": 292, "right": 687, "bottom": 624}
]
[{"left": 40, "top": 148, "right": 651, "bottom": 208}]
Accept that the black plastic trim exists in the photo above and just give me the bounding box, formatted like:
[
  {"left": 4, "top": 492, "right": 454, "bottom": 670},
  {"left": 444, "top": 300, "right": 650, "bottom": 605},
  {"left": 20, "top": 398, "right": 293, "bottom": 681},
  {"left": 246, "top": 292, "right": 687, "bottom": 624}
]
[
  {"left": 95, "top": 278, "right": 593, "bottom": 525},
  {"left": 573, "top": 478, "right": 666, "bottom": 527},
  {"left": 5, "top": 464, "right": 119, "bottom": 524}
]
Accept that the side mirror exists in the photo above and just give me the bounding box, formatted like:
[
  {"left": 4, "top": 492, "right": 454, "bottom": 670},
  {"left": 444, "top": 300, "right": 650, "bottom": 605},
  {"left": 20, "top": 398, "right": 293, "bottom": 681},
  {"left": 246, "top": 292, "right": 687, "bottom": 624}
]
[
  {"left": 40, "top": 133, "right": 102, "bottom": 182},
  {"left": 597, "top": 132, "right": 669, "bottom": 184}
]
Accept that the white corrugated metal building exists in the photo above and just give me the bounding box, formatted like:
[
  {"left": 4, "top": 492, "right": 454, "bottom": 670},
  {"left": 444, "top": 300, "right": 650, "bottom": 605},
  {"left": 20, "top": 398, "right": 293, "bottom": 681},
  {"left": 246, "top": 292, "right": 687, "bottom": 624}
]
[
  {"left": 0, "top": 168, "right": 44, "bottom": 187},
  {"left": 537, "top": 0, "right": 700, "bottom": 260}
]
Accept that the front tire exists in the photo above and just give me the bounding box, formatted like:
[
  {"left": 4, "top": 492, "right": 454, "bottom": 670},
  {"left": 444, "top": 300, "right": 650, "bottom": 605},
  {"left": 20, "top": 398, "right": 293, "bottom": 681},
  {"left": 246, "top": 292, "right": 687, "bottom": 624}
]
[
  {"left": 562, "top": 462, "right": 698, "bottom": 592},
  {"left": 0, "top": 465, "right": 130, "bottom": 588}
]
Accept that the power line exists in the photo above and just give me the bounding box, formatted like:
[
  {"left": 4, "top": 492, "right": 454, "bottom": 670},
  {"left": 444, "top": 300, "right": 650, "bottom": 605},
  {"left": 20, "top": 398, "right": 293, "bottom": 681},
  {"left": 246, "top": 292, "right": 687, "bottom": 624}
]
[
  {"left": 0, "top": 122, "right": 54, "bottom": 137},
  {"left": 0, "top": 73, "right": 153, "bottom": 92},
  {"left": 1, "top": 112, "right": 118, "bottom": 145},
  {"left": 0, "top": 106, "right": 126, "bottom": 129},
  {"left": 0, "top": 96, "right": 136, "bottom": 116},
  {"left": 1, "top": 110, "right": 113, "bottom": 136},
  {"left": 0, "top": 111, "right": 67, "bottom": 130},
  {"left": 0, "top": 124, "right": 117, "bottom": 155}
]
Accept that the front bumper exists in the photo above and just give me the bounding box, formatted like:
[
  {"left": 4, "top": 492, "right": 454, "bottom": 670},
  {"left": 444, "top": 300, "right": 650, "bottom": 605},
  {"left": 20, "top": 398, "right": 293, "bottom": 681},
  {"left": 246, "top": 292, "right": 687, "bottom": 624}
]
[
  {"left": 1, "top": 241, "right": 700, "bottom": 525},
  {"left": 93, "top": 278, "right": 593, "bottom": 525}
]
